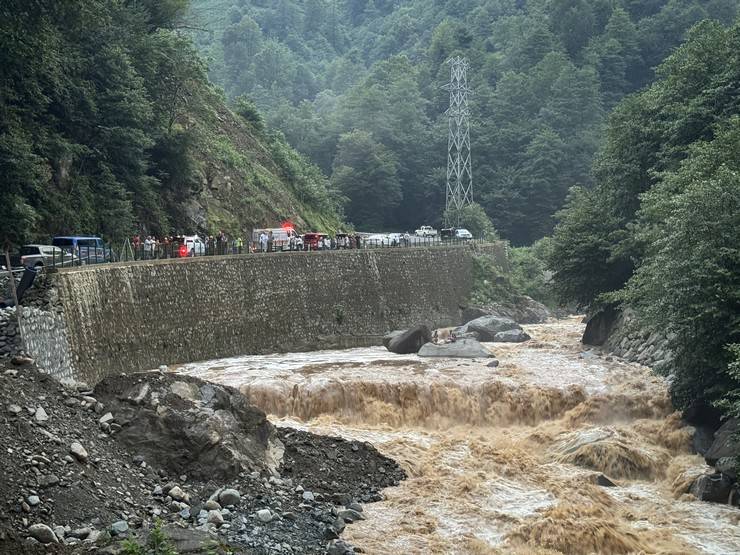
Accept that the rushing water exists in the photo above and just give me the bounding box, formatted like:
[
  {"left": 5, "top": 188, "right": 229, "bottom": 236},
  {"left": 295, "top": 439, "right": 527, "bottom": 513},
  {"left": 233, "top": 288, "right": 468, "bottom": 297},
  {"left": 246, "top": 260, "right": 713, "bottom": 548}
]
[{"left": 175, "top": 318, "right": 740, "bottom": 554}]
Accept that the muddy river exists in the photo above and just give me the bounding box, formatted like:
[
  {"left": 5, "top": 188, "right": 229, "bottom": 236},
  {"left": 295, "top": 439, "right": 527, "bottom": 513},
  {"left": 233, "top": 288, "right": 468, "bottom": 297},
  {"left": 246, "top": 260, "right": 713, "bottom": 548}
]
[{"left": 175, "top": 317, "right": 740, "bottom": 554}]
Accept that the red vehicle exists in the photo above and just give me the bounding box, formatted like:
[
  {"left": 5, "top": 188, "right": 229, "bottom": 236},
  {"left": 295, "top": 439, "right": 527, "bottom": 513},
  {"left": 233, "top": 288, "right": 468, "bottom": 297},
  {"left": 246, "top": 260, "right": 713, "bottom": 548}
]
[{"left": 302, "top": 232, "right": 328, "bottom": 251}]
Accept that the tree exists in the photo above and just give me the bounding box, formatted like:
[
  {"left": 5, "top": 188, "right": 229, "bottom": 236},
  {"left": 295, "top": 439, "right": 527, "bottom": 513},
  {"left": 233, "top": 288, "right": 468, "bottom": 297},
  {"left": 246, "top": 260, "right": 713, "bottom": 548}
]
[
  {"left": 330, "top": 130, "right": 401, "bottom": 230},
  {"left": 443, "top": 202, "right": 498, "bottom": 239}
]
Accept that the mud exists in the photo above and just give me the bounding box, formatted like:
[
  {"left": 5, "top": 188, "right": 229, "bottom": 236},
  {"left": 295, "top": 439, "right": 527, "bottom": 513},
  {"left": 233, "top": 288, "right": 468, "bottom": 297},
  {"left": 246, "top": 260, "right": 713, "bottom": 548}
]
[{"left": 176, "top": 317, "right": 740, "bottom": 554}]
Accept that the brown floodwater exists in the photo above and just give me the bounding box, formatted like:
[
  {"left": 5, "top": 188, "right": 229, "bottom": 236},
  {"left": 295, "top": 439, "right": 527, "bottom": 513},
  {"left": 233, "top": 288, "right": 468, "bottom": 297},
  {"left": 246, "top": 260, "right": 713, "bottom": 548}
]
[{"left": 174, "top": 317, "right": 740, "bottom": 554}]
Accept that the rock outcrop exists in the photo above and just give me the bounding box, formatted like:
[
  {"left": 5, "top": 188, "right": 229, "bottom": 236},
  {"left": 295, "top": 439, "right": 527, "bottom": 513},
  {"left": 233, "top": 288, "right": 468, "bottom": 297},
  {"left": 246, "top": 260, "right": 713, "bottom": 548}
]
[
  {"left": 493, "top": 329, "right": 531, "bottom": 343},
  {"left": 93, "top": 372, "right": 284, "bottom": 481},
  {"left": 418, "top": 339, "right": 494, "bottom": 359}
]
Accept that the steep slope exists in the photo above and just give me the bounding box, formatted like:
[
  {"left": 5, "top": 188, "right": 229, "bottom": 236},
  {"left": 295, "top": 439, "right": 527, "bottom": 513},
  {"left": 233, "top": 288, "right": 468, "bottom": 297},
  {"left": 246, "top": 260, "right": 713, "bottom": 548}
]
[{"left": 0, "top": 0, "right": 341, "bottom": 247}]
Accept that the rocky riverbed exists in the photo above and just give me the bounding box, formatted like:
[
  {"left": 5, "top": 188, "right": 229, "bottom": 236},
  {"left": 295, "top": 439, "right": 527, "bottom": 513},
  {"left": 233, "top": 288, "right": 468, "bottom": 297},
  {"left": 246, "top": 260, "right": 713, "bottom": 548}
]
[{"left": 0, "top": 360, "right": 404, "bottom": 554}]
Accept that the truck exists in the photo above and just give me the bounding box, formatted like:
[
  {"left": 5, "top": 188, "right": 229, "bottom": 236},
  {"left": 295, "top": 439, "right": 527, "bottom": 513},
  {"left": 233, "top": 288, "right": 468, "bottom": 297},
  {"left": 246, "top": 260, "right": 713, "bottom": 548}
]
[
  {"left": 414, "top": 225, "right": 438, "bottom": 237},
  {"left": 251, "top": 226, "right": 302, "bottom": 251}
]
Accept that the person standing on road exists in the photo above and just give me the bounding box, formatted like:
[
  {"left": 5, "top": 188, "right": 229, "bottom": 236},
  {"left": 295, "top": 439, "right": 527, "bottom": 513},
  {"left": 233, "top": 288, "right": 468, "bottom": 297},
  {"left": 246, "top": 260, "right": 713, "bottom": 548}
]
[
  {"left": 267, "top": 231, "right": 274, "bottom": 253},
  {"left": 259, "top": 231, "right": 268, "bottom": 253},
  {"left": 143, "top": 236, "right": 153, "bottom": 259}
]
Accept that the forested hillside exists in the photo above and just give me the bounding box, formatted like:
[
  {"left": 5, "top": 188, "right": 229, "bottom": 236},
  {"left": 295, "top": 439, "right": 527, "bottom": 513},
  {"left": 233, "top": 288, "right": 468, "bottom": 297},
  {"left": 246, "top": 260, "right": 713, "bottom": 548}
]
[
  {"left": 0, "top": 0, "right": 341, "bottom": 246},
  {"left": 188, "top": 0, "right": 737, "bottom": 241},
  {"left": 548, "top": 20, "right": 740, "bottom": 418}
]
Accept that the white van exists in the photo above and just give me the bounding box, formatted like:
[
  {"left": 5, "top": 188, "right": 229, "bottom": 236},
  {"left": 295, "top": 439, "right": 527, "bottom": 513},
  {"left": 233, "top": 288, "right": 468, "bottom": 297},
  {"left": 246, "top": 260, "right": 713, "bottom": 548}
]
[
  {"left": 251, "top": 227, "right": 302, "bottom": 251},
  {"left": 180, "top": 235, "right": 206, "bottom": 257}
]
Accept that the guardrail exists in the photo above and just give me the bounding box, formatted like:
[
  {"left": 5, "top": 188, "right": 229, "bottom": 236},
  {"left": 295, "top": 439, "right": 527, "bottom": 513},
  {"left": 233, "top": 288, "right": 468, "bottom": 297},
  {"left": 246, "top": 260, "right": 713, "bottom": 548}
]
[{"left": 20, "top": 236, "right": 484, "bottom": 271}]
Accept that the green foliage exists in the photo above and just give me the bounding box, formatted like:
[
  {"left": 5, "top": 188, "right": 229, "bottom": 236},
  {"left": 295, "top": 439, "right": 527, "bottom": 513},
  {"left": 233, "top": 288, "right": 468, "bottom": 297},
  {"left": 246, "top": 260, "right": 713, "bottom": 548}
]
[
  {"left": 509, "top": 238, "right": 557, "bottom": 308},
  {"left": 233, "top": 95, "right": 266, "bottom": 133},
  {"left": 469, "top": 254, "right": 515, "bottom": 307},
  {"left": 188, "top": 0, "right": 736, "bottom": 243},
  {"left": 0, "top": 0, "right": 341, "bottom": 247},
  {"left": 122, "top": 519, "right": 178, "bottom": 555},
  {"left": 550, "top": 20, "right": 740, "bottom": 418},
  {"left": 443, "top": 202, "right": 498, "bottom": 240},
  {"left": 619, "top": 120, "right": 740, "bottom": 411},
  {"left": 330, "top": 129, "right": 401, "bottom": 230}
]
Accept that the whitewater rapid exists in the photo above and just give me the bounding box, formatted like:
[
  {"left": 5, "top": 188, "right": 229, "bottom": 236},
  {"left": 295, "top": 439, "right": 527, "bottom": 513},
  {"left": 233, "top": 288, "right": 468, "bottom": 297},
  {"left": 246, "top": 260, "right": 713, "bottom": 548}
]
[{"left": 174, "top": 317, "right": 740, "bottom": 554}]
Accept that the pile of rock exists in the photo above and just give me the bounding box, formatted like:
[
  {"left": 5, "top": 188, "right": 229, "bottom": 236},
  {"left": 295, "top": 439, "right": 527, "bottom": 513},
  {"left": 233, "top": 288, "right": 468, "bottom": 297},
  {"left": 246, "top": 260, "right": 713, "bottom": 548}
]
[
  {"left": 0, "top": 307, "right": 21, "bottom": 358},
  {"left": 383, "top": 313, "right": 532, "bottom": 361},
  {"left": 0, "top": 361, "right": 405, "bottom": 554}
]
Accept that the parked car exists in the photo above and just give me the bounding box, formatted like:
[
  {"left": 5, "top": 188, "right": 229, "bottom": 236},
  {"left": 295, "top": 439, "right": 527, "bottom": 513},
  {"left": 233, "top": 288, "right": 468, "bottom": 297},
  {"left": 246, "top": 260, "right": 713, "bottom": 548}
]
[
  {"left": 365, "top": 234, "right": 390, "bottom": 247},
  {"left": 52, "top": 236, "right": 112, "bottom": 264},
  {"left": 387, "top": 233, "right": 404, "bottom": 246},
  {"left": 302, "top": 232, "right": 328, "bottom": 251},
  {"left": 251, "top": 226, "right": 302, "bottom": 251},
  {"left": 455, "top": 228, "right": 473, "bottom": 240},
  {"left": 178, "top": 235, "right": 206, "bottom": 257},
  {"left": 16, "top": 245, "right": 78, "bottom": 268},
  {"left": 440, "top": 228, "right": 455, "bottom": 240},
  {"left": 415, "top": 225, "right": 438, "bottom": 237}
]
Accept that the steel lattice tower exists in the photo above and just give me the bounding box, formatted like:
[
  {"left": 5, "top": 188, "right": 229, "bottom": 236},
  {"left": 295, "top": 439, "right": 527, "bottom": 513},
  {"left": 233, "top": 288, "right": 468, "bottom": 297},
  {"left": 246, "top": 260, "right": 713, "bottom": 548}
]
[{"left": 443, "top": 57, "right": 473, "bottom": 225}]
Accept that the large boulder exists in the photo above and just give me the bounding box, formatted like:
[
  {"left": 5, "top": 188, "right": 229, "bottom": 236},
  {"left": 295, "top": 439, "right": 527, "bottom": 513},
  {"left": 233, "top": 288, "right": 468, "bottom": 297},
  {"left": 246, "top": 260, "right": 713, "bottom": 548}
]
[
  {"left": 386, "top": 325, "right": 432, "bottom": 355},
  {"left": 382, "top": 330, "right": 404, "bottom": 349},
  {"left": 94, "top": 373, "right": 284, "bottom": 481},
  {"left": 690, "top": 472, "right": 733, "bottom": 503},
  {"left": 582, "top": 304, "right": 620, "bottom": 346},
  {"left": 418, "top": 339, "right": 494, "bottom": 359},
  {"left": 459, "top": 315, "right": 521, "bottom": 342},
  {"left": 493, "top": 329, "right": 531, "bottom": 343},
  {"left": 705, "top": 418, "right": 739, "bottom": 465},
  {"left": 466, "top": 296, "right": 551, "bottom": 325}
]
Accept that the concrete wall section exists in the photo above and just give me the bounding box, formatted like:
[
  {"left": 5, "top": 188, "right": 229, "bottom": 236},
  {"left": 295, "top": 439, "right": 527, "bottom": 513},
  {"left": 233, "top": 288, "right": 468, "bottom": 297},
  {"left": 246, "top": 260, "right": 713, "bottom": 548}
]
[{"left": 51, "top": 246, "right": 476, "bottom": 383}]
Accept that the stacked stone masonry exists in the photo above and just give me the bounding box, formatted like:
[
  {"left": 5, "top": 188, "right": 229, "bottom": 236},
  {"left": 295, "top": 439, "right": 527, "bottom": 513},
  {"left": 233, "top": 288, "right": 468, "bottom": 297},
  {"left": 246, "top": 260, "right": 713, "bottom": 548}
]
[{"left": 14, "top": 245, "right": 490, "bottom": 384}]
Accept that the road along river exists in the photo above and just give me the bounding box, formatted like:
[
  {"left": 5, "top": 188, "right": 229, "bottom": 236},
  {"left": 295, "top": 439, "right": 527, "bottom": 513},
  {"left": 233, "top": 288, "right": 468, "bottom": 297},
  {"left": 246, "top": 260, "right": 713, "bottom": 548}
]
[{"left": 175, "top": 317, "right": 740, "bottom": 554}]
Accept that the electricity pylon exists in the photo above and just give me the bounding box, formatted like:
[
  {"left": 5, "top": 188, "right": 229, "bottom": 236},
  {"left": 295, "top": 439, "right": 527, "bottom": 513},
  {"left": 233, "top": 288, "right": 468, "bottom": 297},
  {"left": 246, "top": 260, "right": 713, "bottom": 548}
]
[{"left": 443, "top": 56, "right": 473, "bottom": 226}]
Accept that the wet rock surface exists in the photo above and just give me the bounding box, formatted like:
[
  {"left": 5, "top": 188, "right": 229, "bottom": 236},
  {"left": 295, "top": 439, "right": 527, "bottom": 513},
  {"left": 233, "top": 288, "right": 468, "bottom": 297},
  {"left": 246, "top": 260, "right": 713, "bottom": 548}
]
[
  {"left": 0, "top": 361, "right": 404, "bottom": 554},
  {"left": 418, "top": 338, "right": 494, "bottom": 358},
  {"left": 384, "top": 325, "right": 432, "bottom": 354},
  {"left": 458, "top": 315, "right": 522, "bottom": 341}
]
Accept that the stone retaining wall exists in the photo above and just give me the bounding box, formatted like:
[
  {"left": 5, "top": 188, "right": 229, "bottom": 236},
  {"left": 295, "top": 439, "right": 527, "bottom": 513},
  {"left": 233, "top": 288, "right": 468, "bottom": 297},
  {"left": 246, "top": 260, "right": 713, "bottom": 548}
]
[{"left": 18, "top": 245, "right": 494, "bottom": 383}]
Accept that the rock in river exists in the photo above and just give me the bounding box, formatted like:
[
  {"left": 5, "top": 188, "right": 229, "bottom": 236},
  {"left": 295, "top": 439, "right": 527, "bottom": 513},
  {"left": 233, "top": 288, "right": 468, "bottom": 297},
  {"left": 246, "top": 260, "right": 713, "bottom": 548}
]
[
  {"left": 418, "top": 339, "right": 493, "bottom": 359},
  {"left": 459, "top": 315, "right": 521, "bottom": 341},
  {"left": 385, "top": 325, "right": 432, "bottom": 354},
  {"left": 493, "top": 329, "right": 531, "bottom": 343}
]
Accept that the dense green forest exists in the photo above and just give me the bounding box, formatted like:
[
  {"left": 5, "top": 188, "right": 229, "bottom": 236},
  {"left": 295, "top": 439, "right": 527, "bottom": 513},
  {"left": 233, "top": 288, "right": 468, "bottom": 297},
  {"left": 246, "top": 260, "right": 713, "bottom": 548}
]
[
  {"left": 548, "top": 20, "right": 740, "bottom": 418},
  {"left": 0, "top": 0, "right": 341, "bottom": 246},
  {"left": 189, "top": 0, "right": 737, "bottom": 241}
]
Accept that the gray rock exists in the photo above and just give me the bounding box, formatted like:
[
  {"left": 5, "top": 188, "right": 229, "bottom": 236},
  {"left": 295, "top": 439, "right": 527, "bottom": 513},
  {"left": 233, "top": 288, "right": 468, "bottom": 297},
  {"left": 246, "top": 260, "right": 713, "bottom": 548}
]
[
  {"left": 34, "top": 407, "right": 49, "bottom": 422},
  {"left": 382, "top": 330, "right": 404, "bottom": 349},
  {"left": 348, "top": 502, "right": 363, "bottom": 513},
  {"left": 27, "top": 495, "right": 40, "bottom": 506},
  {"left": 716, "top": 457, "right": 737, "bottom": 480},
  {"left": 218, "top": 488, "right": 241, "bottom": 506},
  {"left": 68, "top": 528, "right": 91, "bottom": 539},
  {"left": 69, "top": 442, "right": 89, "bottom": 463},
  {"left": 256, "top": 509, "right": 273, "bottom": 523},
  {"left": 459, "top": 315, "right": 521, "bottom": 341},
  {"left": 152, "top": 485, "right": 163, "bottom": 496},
  {"left": 461, "top": 307, "right": 489, "bottom": 325},
  {"left": 98, "top": 412, "right": 114, "bottom": 425},
  {"left": 493, "top": 329, "right": 531, "bottom": 343},
  {"left": 207, "top": 510, "right": 224, "bottom": 526},
  {"left": 487, "top": 359, "right": 500, "bottom": 368},
  {"left": 28, "top": 523, "right": 58, "bottom": 544},
  {"left": 168, "top": 486, "right": 189, "bottom": 503},
  {"left": 386, "top": 325, "right": 432, "bottom": 355},
  {"left": 302, "top": 491, "right": 315, "bottom": 502},
  {"left": 418, "top": 339, "right": 493, "bottom": 359},
  {"left": 705, "top": 418, "right": 738, "bottom": 465},
  {"left": 690, "top": 472, "right": 733, "bottom": 503},
  {"left": 205, "top": 500, "right": 221, "bottom": 511},
  {"left": 337, "top": 508, "right": 365, "bottom": 523},
  {"left": 37, "top": 474, "right": 59, "bottom": 488},
  {"left": 8, "top": 404, "right": 21, "bottom": 415},
  {"left": 110, "top": 521, "right": 129, "bottom": 535}
]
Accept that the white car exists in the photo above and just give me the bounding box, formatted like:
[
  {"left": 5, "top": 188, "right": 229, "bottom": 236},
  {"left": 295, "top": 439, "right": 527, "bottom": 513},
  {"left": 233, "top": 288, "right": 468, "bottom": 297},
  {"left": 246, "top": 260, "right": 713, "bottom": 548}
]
[
  {"left": 455, "top": 228, "right": 473, "bottom": 240},
  {"left": 365, "top": 234, "right": 390, "bottom": 247},
  {"left": 180, "top": 235, "right": 206, "bottom": 257},
  {"left": 415, "top": 225, "right": 437, "bottom": 237}
]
